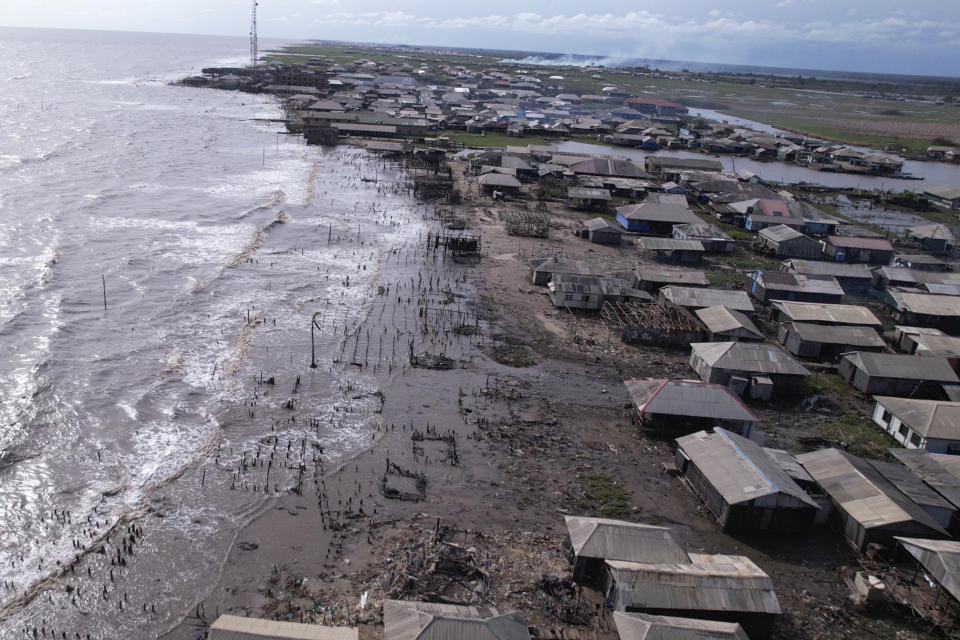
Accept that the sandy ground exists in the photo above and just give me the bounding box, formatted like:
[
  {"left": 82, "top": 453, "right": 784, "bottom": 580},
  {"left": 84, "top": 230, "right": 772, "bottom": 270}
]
[{"left": 158, "top": 159, "right": 935, "bottom": 640}]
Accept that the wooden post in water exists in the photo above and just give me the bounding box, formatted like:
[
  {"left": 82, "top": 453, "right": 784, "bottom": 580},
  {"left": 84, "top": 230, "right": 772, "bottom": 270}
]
[{"left": 102, "top": 275, "right": 107, "bottom": 310}]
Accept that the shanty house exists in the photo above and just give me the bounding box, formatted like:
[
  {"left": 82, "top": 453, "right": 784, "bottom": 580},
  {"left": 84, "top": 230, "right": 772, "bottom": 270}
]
[
  {"left": 567, "top": 187, "right": 612, "bottom": 211},
  {"left": 633, "top": 267, "right": 709, "bottom": 292},
  {"left": 780, "top": 259, "right": 873, "bottom": 295},
  {"left": 769, "top": 301, "right": 882, "bottom": 330},
  {"left": 477, "top": 172, "right": 522, "bottom": 196},
  {"left": 659, "top": 286, "right": 755, "bottom": 314},
  {"left": 695, "top": 305, "right": 764, "bottom": 342},
  {"left": 923, "top": 185, "right": 960, "bottom": 210},
  {"left": 894, "top": 253, "right": 952, "bottom": 272},
  {"left": 383, "top": 600, "right": 530, "bottom": 640},
  {"left": 895, "top": 538, "right": 960, "bottom": 612},
  {"left": 637, "top": 237, "right": 706, "bottom": 265},
  {"left": 208, "top": 616, "right": 358, "bottom": 640},
  {"left": 796, "top": 448, "right": 949, "bottom": 551},
  {"left": 905, "top": 223, "right": 958, "bottom": 255},
  {"left": 838, "top": 352, "right": 959, "bottom": 398},
  {"left": 689, "top": 341, "right": 811, "bottom": 399},
  {"left": 548, "top": 274, "right": 648, "bottom": 310},
  {"left": 755, "top": 225, "right": 824, "bottom": 259},
  {"left": 582, "top": 217, "right": 622, "bottom": 245},
  {"left": 778, "top": 322, "right": 886, "bottom": 360},
  {"left": 528, "top": 257, "right": 597, "bottom": 286},
  {"left": 675, "top": 428, "right": 819, "bottom": 531},
  {"left": 873, "top": 396, "right": 960, "bottom": 454},
  {"left": 746, "top": 271, "right": 844, "bottom": 305},
  {"left": 564, "top": 516, "right": 690, "bottom": 584},
  {"left": 890, "top": 449, "right": 960, "bottom": 532},
  {"left": 603, "top": 554, "right": 781, "bottom": 639},
  {"left": 672, "top": 223, "right": 735, "bottom": 253},
  {"left": 616, "top": 202, "right": 702, "bottom": 235},
  {"left": 823, "top": 236, "right": 895, "bottom": 264},
  {"left": 884, "top": 290, "right": 960, "bottom": 332},
  {"left": 613, "top": 612, "right": 750, "bottom": 640},
  {"left": 625, "top": 379, "right": 760, "bottom": 437}
]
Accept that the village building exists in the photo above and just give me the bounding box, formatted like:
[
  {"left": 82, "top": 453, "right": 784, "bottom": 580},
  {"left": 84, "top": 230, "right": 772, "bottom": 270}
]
[
  {"left": 633, "top": 267, "right": 709, "bottom": 292},
  {"left": 905, "top": 334, "right": 960, "bottom": 371},
  {"left": 780, "top": 259, "right": 873, "bottom": 295},
  {"left": 905, "top": 223, "right": 959, "bottom": 255},
  {"left": 567, "top": 187, "right": 612, "bottom": 211},
  {"left": 688, "top": 341, "right": 811, "bottom": 399},
  {"left": 637, "top": 237, "right": 706, "bottom": 265},
  {"left": 868, "top": 266, "right": 960, "bottom": 290},
  {"left": 796, "top": 448, "right": 949, "bottom": 551},
  {"left": 581, "top": 217, "right": 622, "bottom": 244},
  {"left": 883, "top": 289, "right": 960, "bottom": 332},
  {"left": 603, "top": 554, "right": 781, "bottom": 639},
  {"left": 895, "top": 326, "right": 950, "bottom": 352},
  {"left": 676, "top": 427, "right": 819, "bottom": 532},
  {"left": 778, "top": 322, "right": 886, "bottom": 360},
  {"left": 645, "top": 156, "right": 724, "bottom": 177},
  {"left": 383, "top": 600, "right": 531, "bottom": 640},
  {"left": 615, "top": 202, "right": 702, "bottom": 235},
  {"left": 625, "top": 379, "right": 760, "bottom": 437},
  {"left": 894, "top": 253, "right": 953, "bottom": 272},
  {"left": 672, "top": 223, "right": 735, "bottom": 253},
  {"left": 924, "top": 185, "right": 960, "bottom": 211},
  {"left": 894, "top": 538, "right": 960, "bottom": 615},
  {"left": 564, "top": 516, "right": 690, "bottom": 584},
  {"left": 613, "top": 612, "right": 750, "bottom": 640},
  {"left": 871, "top": 459, "right": 957, "bottom": 531},
  {"left": 208, "top": 615, "right": 358, "bottom": 640},
  {"left": 695, "top": 305, "right": 765, "bottom": 342},
  {"left": 548, "top": 274, "right": 649, "bottom": 310},
  {"left": 822, "top": 236, "right": 895, "bottom": 264},
  {"left": 528, "top": 256, "right": 598, "bottom": 286},
  {"left": 838, "top": 352, "right": 959, "bottom": 398},
  {"left": 754, "top": 225, "right": 824, "bottom": 259},
  {"left": 746, "top": 271, "right": 844, "bottom": 305},
  {"left": 658, "top": 286, "right": 754, "bottom": 313},
  {"left": 477, "top": 172, "right": 522, "bottom": 196},
  {"left": 890, "top": 449, "right": 960, "bottom": 531},
  {"left": 769, "top": 301, "right": 882, "bottom": 329},
  {"left": 873, "top": 396, "right": 960, "bottom": 454}
]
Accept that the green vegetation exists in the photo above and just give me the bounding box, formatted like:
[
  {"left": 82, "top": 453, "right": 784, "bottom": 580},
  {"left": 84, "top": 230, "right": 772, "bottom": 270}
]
[
  {"left": 806, "top": 372, "right": 847, "bottom": 397},
  {"left": 492, "top": 345, "right": 537, "bottom": 367},
  {"left": 819, "top": 413, "right": 892, "bottom": 459},
  {"left": 578, "top": 472, "right": 632, "bottom": 517},
  {"left": 705, "top": 270, "right": 746, "bottom": 289}
]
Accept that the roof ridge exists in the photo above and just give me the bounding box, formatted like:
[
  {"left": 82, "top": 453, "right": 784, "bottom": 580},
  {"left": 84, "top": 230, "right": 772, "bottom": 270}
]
[{"left": 714, "top": 428, "right": 777, "bottom": 495}]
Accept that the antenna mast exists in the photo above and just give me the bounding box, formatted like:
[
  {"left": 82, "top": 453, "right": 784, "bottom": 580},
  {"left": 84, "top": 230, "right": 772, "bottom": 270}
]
[{"left": 250, "top": 0, "right": 259, "bottom": 71}]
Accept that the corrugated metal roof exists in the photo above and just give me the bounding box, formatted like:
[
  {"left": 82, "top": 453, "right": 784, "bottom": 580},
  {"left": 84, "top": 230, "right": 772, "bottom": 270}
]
[
  {"left": 912, "top": 334, "right": 960, "bottom": 356},
  {"left": 528, "top": 257, "right": 598, "bottom": 276},
  {"left": 771, "top": 301, "right": 880, "bottom": 326},
  {"left": 584, "top": 217, "right": 620, "bottom": 232},
  {"left": 690, "top": 341, "right": 811, "bottom": 376},
  {"left": 796, "top": 448, "right": 948, "bottom": 535},
  {"left": 612, "top": 612, "right": 749, "bottom": 640},
  {"left": 618, "top": 203, "right": 702, "bottom": 225},
  {"left": 758, "top": 225, "right": 811, "bottom": 243},
  {"left": 606, "top": 553, "right": 781, "bottom": 615},
  {"left": 888, "top": 290, "right": 960, "bottom": 317},
  {"left": 695, "top": 305, "right": 763, "bottom": 339},
  {"left": 660, "top": 287, "right": 754, "bottom": 312},
  {"left": 676, "top": 428, "right": 818, "bottom": 508},
  {"left": 908, "top": 223, "right": 958, "bottom": 241},
  {"left": 208, "top": 616, "right": 358, "bottom": 640},
  {"left": 478, "top": 173, "right": 522, "bottom": 188},
  {"left": 889, "top": 450, "right": 960, "bottom": 509},
  {"left": 635, "top": 268, "right": 709, "bottom": 287},
  {"left": 646, "top": 193, "right": 690, "bottom": 207},
  {"left": 564, "top": 516, "right": 690, "bottom": 564},
  {"left": 383, "top": 601, "right": 530, "bottom": 640},
  {"left": 763, "top": 448, "right": 814, "bottom": 484},
  {"left": 895, "top": 537, "right": 960, "bottom": 603},
  {"left": 825, "top": 236, "right": 894, "bottom": 251},
  {"left": 841, "top": 352, "right": 959, "bottom": 383},
  {"left": 786, "top": 322, "right": 885, "bottom": 348},
  {"left": 673, "top": 223, "right": 732, "bottom": 241},
  {"left": 754, "top": 272, "right": 844, "bottom": 296},
  {"left": 870, "top": 459, "right": 954, "bottom": 512},
  {"left": 568, "top": 187, "right": 612, "bottom": 200},
  {"left": 625, "top": 379, "right": 759, "bottom": 423},
  {"left": 781, "top": 260, "right": 873, "bottom": 279},
  {"left": 637, "top": 238, "right": 706, "bottom": 252},
  {"left": 874, "top": 396, "right": 960, "bottom": 440}
]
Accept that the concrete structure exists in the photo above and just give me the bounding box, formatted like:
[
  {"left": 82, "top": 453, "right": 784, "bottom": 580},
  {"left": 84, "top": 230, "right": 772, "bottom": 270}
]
[
  {"left": 689, "top": 341, "right": 811, "bottom": 399},
  {"left": 675, "top": 428, "right": 819, "bottom": 532},
  {"left": 564, "top": 516, "right": 689, "bottom": 584},
  {"left": 838, "top": 352, "right": 959, "bottom": 398},
  {"left": 625, "top": 379, "right": 759, "bottom": 437},
  {"left": 208, "top": 615, "right": 358, "bottom": 640},
  {"left": 695, "top": 305, "right": 764, "bottom": 342},
  {"left": 873, "top": 396, "right": 960, "bottom": 454},
  {"left": 796, "top": 448, "right": 949, "bottom": 551},
  {"left": 778, "top": 322, "right": 885, "bottom": 360}
]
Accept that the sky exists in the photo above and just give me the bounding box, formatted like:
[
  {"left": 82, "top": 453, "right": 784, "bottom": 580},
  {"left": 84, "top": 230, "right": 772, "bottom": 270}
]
[{"left": 4, "top": 0, "right": 960, "bottom": 77}]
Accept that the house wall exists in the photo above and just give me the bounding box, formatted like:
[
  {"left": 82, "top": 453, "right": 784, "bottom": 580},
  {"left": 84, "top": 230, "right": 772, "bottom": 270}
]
[
  {"left": 589, "top": 229, "right": 621, "bottom": 245},
  {"left": 872, "top": 403, "right": 960, "bottom": 453},
  {"left": 549, "top": 289, "right": 602, "bottom": 311}
]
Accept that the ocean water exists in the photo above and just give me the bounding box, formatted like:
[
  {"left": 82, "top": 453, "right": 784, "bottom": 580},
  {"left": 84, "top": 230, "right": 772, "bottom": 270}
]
[{"left": 0, "top": 27, "right": 421, "bottom": 638}]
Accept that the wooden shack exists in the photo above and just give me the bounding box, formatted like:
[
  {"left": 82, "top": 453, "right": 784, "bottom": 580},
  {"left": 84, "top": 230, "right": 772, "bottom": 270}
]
[
  {"left": 778, "top": 322, "right": 886, "bottom": 360},
  {"left": 837, "top": 352, "right": 959, "bottom": 398}
]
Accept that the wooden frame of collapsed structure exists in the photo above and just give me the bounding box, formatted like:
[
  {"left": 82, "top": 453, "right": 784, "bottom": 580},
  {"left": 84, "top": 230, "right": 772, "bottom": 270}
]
[
  {"left": 426, "top": 230, "right": 481, "bottom": 263},
  {"left": 504, "top": 210, "right": 550, "bottom": 238},
  {"left": 601, "top": 300, "right": 705, "bottom": 347}
]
